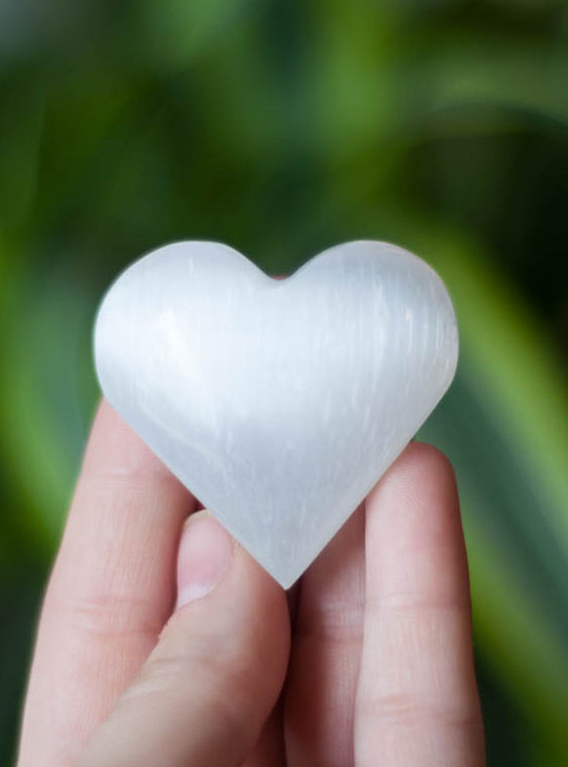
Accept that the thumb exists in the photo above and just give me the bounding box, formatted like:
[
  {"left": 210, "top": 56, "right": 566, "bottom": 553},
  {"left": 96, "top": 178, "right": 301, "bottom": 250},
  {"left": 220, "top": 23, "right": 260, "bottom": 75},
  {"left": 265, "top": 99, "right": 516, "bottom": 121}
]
[{"left": 78, "top": 511, "right": 291, "bottom": 767}]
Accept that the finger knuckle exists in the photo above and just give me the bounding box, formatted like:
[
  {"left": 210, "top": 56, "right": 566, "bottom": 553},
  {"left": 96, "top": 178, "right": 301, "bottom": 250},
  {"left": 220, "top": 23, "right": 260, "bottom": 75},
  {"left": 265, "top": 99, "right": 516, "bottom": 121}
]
[{"left": 362, "top": 689, "right": 479, "bottom": 732}]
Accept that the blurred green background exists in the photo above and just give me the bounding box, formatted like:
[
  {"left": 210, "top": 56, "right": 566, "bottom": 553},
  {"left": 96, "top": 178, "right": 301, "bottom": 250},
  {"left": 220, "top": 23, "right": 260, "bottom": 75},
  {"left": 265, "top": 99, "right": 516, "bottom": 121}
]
[{"left": 1, "top": 0, "right": 568, "bottom": 763}]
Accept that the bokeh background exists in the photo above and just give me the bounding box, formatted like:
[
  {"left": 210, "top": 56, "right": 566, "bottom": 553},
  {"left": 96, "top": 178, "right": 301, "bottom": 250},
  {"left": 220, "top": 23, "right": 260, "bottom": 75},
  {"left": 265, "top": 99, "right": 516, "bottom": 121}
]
[{"left": 1, "top": 0, "right": 568, "bottom": 764}]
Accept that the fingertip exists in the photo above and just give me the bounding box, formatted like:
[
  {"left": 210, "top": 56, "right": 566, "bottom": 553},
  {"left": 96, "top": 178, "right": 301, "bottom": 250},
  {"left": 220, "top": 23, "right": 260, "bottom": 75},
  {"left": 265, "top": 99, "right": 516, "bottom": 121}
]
[
  {"left": 405, "top": 440, "right": 456, "bottom": 478},
  {"left": 365, "top": 440, "right": 469, "bottom": 611},
  {"left": 367, "top": 442, "right": 462, "bottom": 551},
  {"left": 173, "top": 511, "right": 291, "bottom": 681},
  {"left": 368, "top": 441, "right": 457, "bottom": 506},
  {"left": 175, "top": 512, "right": 235, "bottom": 608}
]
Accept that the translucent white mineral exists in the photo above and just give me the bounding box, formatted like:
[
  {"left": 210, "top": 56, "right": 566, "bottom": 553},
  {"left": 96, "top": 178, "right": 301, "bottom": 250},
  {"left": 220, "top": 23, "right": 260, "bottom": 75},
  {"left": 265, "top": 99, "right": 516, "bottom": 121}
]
[{"left": 94, "top": 240, "right": 458, "bottom": 588}]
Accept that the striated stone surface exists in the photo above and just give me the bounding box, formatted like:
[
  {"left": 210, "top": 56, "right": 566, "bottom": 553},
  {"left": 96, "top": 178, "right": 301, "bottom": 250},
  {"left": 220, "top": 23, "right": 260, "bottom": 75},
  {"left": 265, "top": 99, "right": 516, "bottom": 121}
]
[{"left": 94, "top": 240, "right": 458, "bottom": 587}]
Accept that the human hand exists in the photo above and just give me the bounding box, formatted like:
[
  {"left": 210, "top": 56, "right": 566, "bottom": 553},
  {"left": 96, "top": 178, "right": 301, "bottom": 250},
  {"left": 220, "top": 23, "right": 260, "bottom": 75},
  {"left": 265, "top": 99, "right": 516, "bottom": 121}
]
[{"left": 17, "top": 400, "right": 485, "bottom": 767}]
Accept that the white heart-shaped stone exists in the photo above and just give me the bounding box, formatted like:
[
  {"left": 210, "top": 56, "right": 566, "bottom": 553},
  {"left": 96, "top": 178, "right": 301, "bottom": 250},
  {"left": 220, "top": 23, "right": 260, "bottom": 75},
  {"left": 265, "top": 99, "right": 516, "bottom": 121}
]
[{"left": 94, "top": 240, "right": 458, "bottom": 587}]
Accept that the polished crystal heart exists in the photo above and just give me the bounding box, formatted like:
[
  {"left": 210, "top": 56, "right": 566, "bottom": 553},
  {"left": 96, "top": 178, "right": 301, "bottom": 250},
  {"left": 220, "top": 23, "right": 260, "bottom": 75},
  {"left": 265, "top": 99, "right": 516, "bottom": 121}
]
[{"left": 94, "top": 240, "right": 458, "bottom": 587}]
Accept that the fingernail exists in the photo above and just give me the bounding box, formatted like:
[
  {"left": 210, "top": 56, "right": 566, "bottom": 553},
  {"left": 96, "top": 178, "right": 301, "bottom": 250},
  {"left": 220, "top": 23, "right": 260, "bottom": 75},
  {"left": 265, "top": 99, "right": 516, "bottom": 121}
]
[{"left": 176, "top": 512, "right": 234, "bottom": 608}]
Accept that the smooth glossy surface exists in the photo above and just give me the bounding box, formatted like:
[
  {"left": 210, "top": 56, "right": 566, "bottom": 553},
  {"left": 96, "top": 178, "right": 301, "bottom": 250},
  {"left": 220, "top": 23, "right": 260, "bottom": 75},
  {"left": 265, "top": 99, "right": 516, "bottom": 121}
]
[{"left": 94, "top": 240, "right": 458, "bottom": 587}]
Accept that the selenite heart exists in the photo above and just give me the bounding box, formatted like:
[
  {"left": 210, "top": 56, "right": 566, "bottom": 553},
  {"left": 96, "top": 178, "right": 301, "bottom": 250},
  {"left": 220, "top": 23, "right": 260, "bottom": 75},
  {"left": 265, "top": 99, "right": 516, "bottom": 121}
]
[{"left": 94, "top": 240, "right": 458, "bottom": 587}]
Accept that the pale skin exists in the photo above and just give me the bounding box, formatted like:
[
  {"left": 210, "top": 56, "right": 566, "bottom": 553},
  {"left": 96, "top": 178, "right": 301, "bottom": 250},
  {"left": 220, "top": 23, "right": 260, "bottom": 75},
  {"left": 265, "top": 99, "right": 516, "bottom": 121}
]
[{"left": 17, "top": 400, "right": 486, "bottom": 767}]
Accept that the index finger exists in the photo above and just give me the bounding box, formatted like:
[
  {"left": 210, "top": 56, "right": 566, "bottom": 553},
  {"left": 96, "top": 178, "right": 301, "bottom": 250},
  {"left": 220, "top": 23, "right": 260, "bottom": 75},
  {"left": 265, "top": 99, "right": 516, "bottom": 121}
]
[{"left": 18, "top": 400, "right": 195, "bottom": 767}]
